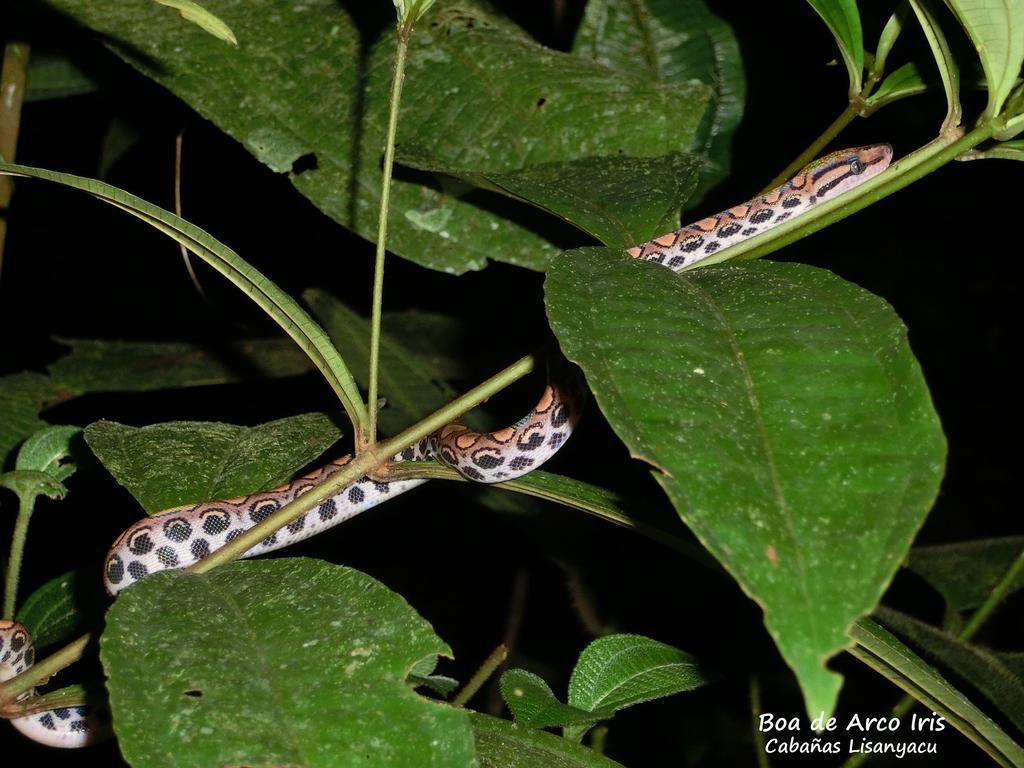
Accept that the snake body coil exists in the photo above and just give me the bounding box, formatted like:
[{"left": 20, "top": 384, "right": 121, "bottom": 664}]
[{"left": 0, "top": 144, "right": 892, "bottom": 748}]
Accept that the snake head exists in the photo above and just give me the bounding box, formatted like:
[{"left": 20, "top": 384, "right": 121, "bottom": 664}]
[{"left": 800, "top": 143, "right": 893, "bottom": 200}]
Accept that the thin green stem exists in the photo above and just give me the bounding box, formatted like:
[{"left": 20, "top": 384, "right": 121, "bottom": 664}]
[
  {"left": 366, "top": 26, "right": 411, "bottom": 449},
  {"left": 189, "top": 353, "right": 537, "bottom": 574},
  {"left": 2, "top": 493, "right": 33, "bottom": 618},
  {"left": 0, "top": 41, "right": 29, "bottom": 283},
  {"left": 961, "top": 546, "right": 1024, "bottom": 641},
  {"left": 750, "top": 676, "right": 771, "bottom": 768},
  {"left": 759, "top": 101, "right": 861, "bottom": 193},
  {"left": 451, "top": 644, "right": 508, "bottom": 707}
]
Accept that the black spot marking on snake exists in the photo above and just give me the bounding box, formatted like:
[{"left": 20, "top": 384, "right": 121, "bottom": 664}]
[
  {"left": 127, "top": 561, "right": 148, "bottom": 580},
  {"left": 668, "top": 255, "right": 686, "bottom": 268},
  {"left": 750, "top": 208, "right": 774, "bottom": 224},
  {"left": 202, "top": 511, "right": 231, "bottom": 535},
  {"left": 717, "top": 222, "right": 742, "bottom": 238},
  {"left": 190, "top": 538, "right": 211, "bottom": 560},
  {"left": 742, "top": 227, "right": 758, "bottom": 236},
  {"left": 348, "top": 486, "right": 365, "bottom": 504},
  {"left": 782, "top": 197, "right": 802, "bottom": 209},
  {"left": 704, "top": 241, "right": 721, "bottom": 254},
  {"left": 156, "top": 546, "right": 179, "bottom": 567},
  {"left": 461, "top": 466, "right": 485, "bottom": 481},
  {"left": 318, "top": 499, "right": 338, "bottom": 521},
  {"left": 128, "top": 531, "right": 154, "bottom": 555},
  {"left": 472, "top": 450, "right": 504, "bottom": 470},
  {"left": 374, "top": 482, "right": 390, "bottom": 494},
  {"left": 39, "top": 714, "right": 56, "bottom": 730},
  {"left": 287, "top": 516, "right": 306, "bottom": 534},
  {"left": 54, "top": 708, "right": 71, "bottom": 720},
  {"left": 163, "top": 518, "right": 193, "bottom": 543},
  {"left": 107, "top": 555, "right": 125, "bottom": 584},
  {"left": 517, "top": 430, "right": 544, "bottom": 451},
  {"left": 250, "top": 501, "right": 278, "bottom": 523},
  {"left": 70, "top": 720, "right": 88, "bottom": 732},
  {"left": 225, "top": 529, "right": 244, "bottom": 543},
  {"left": 682, "top": 236, "right": 704, "bottom": 252},
  {"left": 551, "top": 404, "right": 569, "bottom": 428},
  {"left": 509, "top": 456, "right": 534, "bottom": 471}
]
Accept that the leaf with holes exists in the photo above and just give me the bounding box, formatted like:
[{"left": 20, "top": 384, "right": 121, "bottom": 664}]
[
  {"left": 85, "top": 414, "right": 343, "bottom": 514},
  {"left": 545, "top": 252, "right": 946, "bottom": 717},
  {"left": 101, "top": 559, "right": 475, "bottom": 768}
]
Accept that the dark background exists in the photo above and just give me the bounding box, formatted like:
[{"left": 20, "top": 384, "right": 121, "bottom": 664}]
[{"left": 2, "top": 1, "right": 1019, "bottom": 765}]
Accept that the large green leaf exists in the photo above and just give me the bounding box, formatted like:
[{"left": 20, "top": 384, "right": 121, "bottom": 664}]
[
  {"left": 804, "top": 0, "right": 864, "bottom": 95},
  {"left": 944, "top": 0, "right": 1024, "bottom": 118},
  {"left": 395, "top": 147, "right": 702, "bottom": 247},
  {"left": 47, "top": 337, "right": 312, "bottom": 392},
  {"left": 41, "top": 0, "right": 724, "bottom": 273},
  {"left": 85, "top": 413, "right": 343, "bottom": 513},
  {"left": 471, "top": 712, "right": 627, "bottom": 768},
  {"left": 102, "top": 559, "right": 475, "bottom": 768},
  {"left": 545, "top": 252, "right": 946, "bottom": 717},
  {"left": 571, "top": 0, "right": 745, "bottom": 196},
  {"left": 15, "top": 569, "right": 101, "bottom": 649}
]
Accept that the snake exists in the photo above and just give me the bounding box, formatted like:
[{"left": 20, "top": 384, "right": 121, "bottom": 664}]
[{"left": 1, "top": 143, "right": 892, "bottom": 748}]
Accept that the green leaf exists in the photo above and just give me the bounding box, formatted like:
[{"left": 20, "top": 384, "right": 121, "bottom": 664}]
[
  {"left": 0, "top": 372, "right": 66, "bottom": 469},
  {"left": 101, "top": 559, "right": 475, "bottom": 768},
  {"left": 84, "top": 413, "right": 343, "bottom": 513},
  {"left": 500, "top": 669, "right": 608, "bottom": 730},
  {"left": 40, "top": 0, "right": 719, "bottom": 274},
  {"left": 943, "top": 0, "right": 1024, "bottom": 119},
  {"left": 153, "top": 0, "right": 237, "bottom": 45},
  {"left": 865, "top": 61, "right": 929, "bottom": 112},
  {"left": 0, "top": 469, "right": 67, "bottom": 503},
  {"left": 804, "top": 0, "right": 864, "bottom": 95},
  {"left": 568, "top": 634, "right": 712, "bottom": 714},
  {"left": 15, "top": 569, "right": 103, "bottom": 649},
  {"left": 393, "top": 0, "right": 438, "bottom": 26},
  {"left": 396, "top": 147, "right": 702, "bottom": 247},
  {"left": 471, "top": 712, "right": 627, "bottom": 768},
  {"left": 849, "top": 618, "right": 1024, "bottom": 767},
  {"left": 875, "top": 606, "right": 1024, "bottom": 734},
  {"left": 0, "top": 162, "right": 368, "bottom": 431},
  {"left": 24, "top": 48, "right": 100, "bottom": 102},
  {"left": 907, "top": 0, "right": 963, "bottom": 132},
  {"left": 570, "top": 0, "right": 745, "bottom": 196},
  {"left": 545, "top": 253, "right": 946, "bottom": 718},
  {"left": 47, "top": 337, "right": 312, "bottom": 393},
  {"left": 14, "top": 425, "right": 82, "bottom": 482},
  {"left": 906, "top": 537, "right": 1024, "bottom": 610}
]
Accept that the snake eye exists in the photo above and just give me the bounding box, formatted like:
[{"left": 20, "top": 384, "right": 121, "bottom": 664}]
[{"left": 850, "top": 159, "right": 864, "bottom": 174}]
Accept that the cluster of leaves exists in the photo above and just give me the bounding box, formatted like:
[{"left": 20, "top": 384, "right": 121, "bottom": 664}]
[{"left": 1, "top": 0, "right": 1023, "bottom": 766}]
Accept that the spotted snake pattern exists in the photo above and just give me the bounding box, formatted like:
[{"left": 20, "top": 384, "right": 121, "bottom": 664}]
[{"left": 1, "top": 144, "right": 893, "bottom": 748}]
